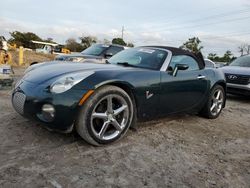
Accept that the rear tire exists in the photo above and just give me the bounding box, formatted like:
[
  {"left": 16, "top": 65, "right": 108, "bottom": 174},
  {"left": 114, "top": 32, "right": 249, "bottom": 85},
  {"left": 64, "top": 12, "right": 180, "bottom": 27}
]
[
  {"left": 200, "top": 85, "right": 225, "bottom": 119},
  {"left": 76, "top": 85, "right": 135, "bottom": 146}
]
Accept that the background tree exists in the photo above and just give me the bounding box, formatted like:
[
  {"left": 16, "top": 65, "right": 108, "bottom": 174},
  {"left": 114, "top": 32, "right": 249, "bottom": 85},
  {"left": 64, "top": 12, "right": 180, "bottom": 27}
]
[
  {"left": 112, "top": 38, "right": 126, "bottom": 46},
  {"left": 238, "top": 45, "right": 244, "bottom": 56},
  {"left": 44, "top": 37, "right": 57, "bottom": 44},
  {"left": 207, "top": 50, "right": 235, "bottom": 63},
  {"left": 238, "top": 44, "right": 250, "bottom": 56},
  {"left": 65, "top": 38, "right": 84, "bottom": 52},
  {"left": 180, "top": 37, "right": 203, "bottom": 53},
  {"left": 79, "top": 36, "right": 97, "bottom": 49},
  {"left": 207, "top": 53, "right": 218, "bottom": 61},
  {"left": 222, "top": 50, "right": 233, "bottom": 62},
  {"left": 244, "top": 44, "right": 250, "bottom": 55},
  {"left": 103, "top": 39, "right": 111, "bottom": 45},
  {"left": 8, "top": 31, "right": 42, "bottom": 48},
  {"left": 127, "top": 42, "right": 134, "bottom": 47}
]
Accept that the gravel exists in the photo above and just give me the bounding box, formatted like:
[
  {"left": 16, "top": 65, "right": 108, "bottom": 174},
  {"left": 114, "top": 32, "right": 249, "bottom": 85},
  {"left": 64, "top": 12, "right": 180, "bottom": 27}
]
[{"left": 0, "top": 67, "right": 249, "bottom": 188}]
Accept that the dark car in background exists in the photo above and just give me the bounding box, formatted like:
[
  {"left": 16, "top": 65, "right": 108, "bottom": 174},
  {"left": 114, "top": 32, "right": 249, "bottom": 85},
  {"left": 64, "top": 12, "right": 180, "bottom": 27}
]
[
  {"left": 55, "top": 44, "right": 129, "bottom": 63},
  {"left": 221, "top": 55, "right": 250, "bottom": 96},
  {"left": 12, "top": 46, "right": 226, "bottom": 146}
]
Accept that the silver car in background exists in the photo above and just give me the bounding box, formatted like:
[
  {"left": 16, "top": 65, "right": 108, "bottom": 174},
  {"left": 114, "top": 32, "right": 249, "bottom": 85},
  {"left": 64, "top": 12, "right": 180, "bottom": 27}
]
[
  {"left": 221, "top": 55, "right": 250, "bottom": 96},
  {"left": 55, "top": 44, "right": 129, "bottom": 63}
]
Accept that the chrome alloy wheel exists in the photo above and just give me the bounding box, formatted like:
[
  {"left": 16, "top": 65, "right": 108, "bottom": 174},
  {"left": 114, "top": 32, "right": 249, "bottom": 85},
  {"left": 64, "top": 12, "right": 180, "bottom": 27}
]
[
  {"left": 210, "top": 89, "right": 224, "bottom": 116},
  {"left": 90, "top": 94, "right": 130, "bottom": 141}
]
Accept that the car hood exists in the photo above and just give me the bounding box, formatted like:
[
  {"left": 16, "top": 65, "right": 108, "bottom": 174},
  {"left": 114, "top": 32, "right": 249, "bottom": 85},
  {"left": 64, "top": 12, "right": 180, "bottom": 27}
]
[
  {"left": 220, "top": 66, "right": 250, "bottom": 75},
  {"left": 22, "top": 61, "right": 132, "bottom": 84}
]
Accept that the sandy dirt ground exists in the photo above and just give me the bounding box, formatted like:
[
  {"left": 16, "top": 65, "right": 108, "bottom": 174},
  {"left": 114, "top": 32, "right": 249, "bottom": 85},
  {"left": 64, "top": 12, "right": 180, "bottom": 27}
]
[
  {"left": 9, "top": 50, "right": 55, "bottom": 66},
  {"left": 0, "top": 67, "right": 250, "bottom": 188}
]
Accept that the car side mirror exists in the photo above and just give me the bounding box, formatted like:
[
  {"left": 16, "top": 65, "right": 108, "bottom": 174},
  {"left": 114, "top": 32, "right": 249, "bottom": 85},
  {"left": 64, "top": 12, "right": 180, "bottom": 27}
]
[
  {"left": 104, "top": 53, "right": 113, "bottom": 58},
  {"left": 172, "top": 64, "right": 189, "bottom": 77}
]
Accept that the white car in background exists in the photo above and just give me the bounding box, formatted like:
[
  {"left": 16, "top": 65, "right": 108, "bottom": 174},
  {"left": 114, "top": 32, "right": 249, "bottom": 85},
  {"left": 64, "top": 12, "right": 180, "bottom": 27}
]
[
  {"left": 205, "top": 59, "right": 227, "bottom": 68},
  {"left": 204, "top": 59, "right": 216, "bottom": 68},
  {"left": 0, "top": 64, "right": 14, "bottom": 88}
]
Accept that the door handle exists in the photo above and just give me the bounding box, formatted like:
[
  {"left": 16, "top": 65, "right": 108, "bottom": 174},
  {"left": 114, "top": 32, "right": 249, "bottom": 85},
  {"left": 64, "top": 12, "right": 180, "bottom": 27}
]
[{"left": 197, "top": 75, "right": 206, "bottom": 79}]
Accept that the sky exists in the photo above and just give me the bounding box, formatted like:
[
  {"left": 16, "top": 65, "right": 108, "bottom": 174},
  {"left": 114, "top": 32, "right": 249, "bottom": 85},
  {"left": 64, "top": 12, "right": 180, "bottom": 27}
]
[{"left": 1, "top": 0, "right": 250, "bottom": 56}]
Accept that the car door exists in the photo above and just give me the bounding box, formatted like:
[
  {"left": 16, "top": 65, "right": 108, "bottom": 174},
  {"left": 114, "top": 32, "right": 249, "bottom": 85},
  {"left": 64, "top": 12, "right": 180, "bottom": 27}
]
[{"left": 160, "top": 55, "right": 209, "bottom": 114}]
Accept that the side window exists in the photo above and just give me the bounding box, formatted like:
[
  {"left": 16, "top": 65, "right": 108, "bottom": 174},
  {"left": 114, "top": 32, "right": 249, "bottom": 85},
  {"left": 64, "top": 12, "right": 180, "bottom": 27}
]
[
  {"left": 105, "top": 46, "right": 124, "bottom": 55},
  {"left": 168, "top": 55, "right": 200, "bottom": 71}
]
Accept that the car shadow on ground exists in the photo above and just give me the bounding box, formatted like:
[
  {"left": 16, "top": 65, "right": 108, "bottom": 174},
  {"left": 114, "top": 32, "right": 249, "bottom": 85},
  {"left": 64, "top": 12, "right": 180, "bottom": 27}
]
[
  {"left": 227, "top": 94, "right": 250, "bottom": 103},
  {"left": 15, "top": 113, "right": 193, "bottom": 148}
]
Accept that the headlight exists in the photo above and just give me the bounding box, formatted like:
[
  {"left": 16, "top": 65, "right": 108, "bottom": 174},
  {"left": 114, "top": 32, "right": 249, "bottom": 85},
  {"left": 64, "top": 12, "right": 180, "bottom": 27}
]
[{"left": 50, "top": 71, "right": 94, "bottom": 94}]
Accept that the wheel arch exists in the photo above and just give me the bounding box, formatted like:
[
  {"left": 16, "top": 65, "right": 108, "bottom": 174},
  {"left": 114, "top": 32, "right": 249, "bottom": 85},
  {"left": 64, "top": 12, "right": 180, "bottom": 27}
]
[
  {"left": 30, "top": 61, "right": 39, "bottom": 66},
  {"left": 213, "top": 81, "right": 227, "bottom": 108},
  {"left": 94, "top": 80, "right": 138, "bottom": 117},
  {"left": 215, "top": 81, "right": 226, "bottom": 91},
  {"left": 76, "top": 83, "right": 137, "bottom": 146}
]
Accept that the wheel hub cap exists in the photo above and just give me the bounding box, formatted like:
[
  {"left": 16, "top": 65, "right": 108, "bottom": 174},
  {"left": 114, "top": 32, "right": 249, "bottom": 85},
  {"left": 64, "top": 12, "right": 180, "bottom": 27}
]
[
  {"left": 107, "top": 113, "right": 114, "bottom": 122},
  {"left": 90, "top": 94, "right": 129, "bottom": 141},
  {"left": 210, "top": 89, "right": 224, "bottom": 116}
]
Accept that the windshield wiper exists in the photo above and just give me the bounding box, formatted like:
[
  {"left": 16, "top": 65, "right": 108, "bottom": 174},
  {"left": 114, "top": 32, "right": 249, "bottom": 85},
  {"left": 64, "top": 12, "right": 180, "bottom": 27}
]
[{"left": 116, "top": 62, "right": 138, "bottom": 68}]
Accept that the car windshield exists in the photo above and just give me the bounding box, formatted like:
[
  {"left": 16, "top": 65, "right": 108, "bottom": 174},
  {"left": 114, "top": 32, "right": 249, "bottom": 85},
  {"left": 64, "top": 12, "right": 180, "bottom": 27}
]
[
  {"left": 81, "top": 44, "right": 109, "bottom": 56},
  {"left": 108, "top": 48, "right": 168, "bottom": 70},
  {"left": 230, "top": 56, "right": 250, "bottom": 67}
]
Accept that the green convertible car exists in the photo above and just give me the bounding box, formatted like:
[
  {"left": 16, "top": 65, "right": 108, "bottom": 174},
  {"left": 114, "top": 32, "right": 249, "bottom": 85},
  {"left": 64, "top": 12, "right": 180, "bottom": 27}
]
[{"left": 12, "top": 46, "right": 226, "bottom": 146}]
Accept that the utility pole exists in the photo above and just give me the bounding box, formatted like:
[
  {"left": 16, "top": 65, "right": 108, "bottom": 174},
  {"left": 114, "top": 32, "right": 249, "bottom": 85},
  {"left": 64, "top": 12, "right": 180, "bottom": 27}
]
[{"left": 121, "top": 26, "right": 124, "bottom": 40}]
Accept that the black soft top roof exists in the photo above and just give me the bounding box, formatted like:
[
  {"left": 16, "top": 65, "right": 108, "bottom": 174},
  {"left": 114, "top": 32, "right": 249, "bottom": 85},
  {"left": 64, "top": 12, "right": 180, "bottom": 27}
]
[{"left": 144, "top": 46, "right": 205, "bottom": 69}]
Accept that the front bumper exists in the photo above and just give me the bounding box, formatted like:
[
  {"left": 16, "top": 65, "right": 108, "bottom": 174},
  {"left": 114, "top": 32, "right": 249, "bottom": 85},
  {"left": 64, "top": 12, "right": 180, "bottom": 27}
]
[
  {"left": 12, "top": 80, "right": 88, "bottom": 131},
  {"left": 226, "top": 83, "right": 250, "bottom": 96}
]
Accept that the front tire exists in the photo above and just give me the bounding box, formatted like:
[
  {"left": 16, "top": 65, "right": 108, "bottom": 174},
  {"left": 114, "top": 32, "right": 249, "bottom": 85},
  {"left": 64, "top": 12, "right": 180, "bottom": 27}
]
[
  {"left": 76, "top": 85, "right": 134, "bottom": 146},
  {"left": 200, "top": 85, "right": 225, "bottom": 119}
]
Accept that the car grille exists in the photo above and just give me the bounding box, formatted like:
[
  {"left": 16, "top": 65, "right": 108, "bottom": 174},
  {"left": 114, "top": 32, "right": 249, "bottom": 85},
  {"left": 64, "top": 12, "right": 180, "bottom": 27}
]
[
  {"left": 225, "top": 74, "right": 250, "bottom": 85},
  {"left": 12, "top": 92, "right": 26, "bottom": 115}
]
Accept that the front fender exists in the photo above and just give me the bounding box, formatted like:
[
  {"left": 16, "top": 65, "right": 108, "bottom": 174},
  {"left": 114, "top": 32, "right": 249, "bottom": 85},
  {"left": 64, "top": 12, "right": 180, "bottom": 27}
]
[
  {"left": 94, "top": 79, "right": 136, "bottom": 90},
  {"left": 205, "top": 68, "right": 226, "bottom": 89}
]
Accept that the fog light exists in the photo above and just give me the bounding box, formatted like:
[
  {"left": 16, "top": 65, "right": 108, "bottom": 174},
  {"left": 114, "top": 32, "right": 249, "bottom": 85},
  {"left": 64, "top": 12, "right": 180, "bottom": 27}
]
[{"left": 41, "top": 104, "right": 55, "bottom": 122}]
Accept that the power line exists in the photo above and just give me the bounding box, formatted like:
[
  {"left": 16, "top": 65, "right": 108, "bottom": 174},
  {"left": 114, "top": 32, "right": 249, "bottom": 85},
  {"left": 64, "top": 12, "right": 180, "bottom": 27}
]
[
  {"left": 134, "top": 8, "right": 250, "bottom": 30},
  {"left": 134, "top": 29, "right": 250, "bottom": 54},
  {"left": 137, "top": 31, "right": 250, "bottom": 45},
  {"left": 199, "top": 31, "right": 250, "bottom": 40},
  {"left": 125, "top": 8, "right": 250, "bottom": 54},
  {"left": 130, "top": 5, "right": 230, "bottom": 27},
  {"left": 127, "top": 8, "right": 250, "bottom": 33},
  {"left": 179, "top": 8, "right": 250, "bottom": 24},
  {"left": 130, "top": 15, "right": 250, "bottom": 35}
]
